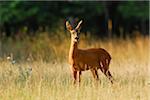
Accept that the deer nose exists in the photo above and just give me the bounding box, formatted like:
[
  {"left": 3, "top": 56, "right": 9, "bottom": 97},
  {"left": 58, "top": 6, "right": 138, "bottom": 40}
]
[{"left": 75, "top": 37, "right": 79, "bottom": 40}]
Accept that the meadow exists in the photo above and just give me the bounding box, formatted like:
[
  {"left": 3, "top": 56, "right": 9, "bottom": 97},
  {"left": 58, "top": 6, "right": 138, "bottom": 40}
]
[{"left": 0, "top": 31, "right": 149, "bottom": 100}]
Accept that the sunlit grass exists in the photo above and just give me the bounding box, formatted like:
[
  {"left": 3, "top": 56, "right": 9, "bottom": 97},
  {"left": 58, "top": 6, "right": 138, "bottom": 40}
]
[{"left": 0, "top": 33, "right": 149, "bottom": 100}]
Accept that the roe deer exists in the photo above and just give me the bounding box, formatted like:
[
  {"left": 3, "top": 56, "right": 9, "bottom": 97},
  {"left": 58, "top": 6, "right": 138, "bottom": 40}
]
[{"left": 66, "top": 20, "right": 114, "bottom": 84}]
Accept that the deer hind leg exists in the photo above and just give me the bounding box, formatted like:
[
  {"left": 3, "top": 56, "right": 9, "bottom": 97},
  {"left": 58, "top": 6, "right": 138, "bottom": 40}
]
[
  {"left": 100, "top": 60, "right": 113, "bottom": 84},
  {"left": 106, "top": 70, "right": 113, "bottom": 84}
]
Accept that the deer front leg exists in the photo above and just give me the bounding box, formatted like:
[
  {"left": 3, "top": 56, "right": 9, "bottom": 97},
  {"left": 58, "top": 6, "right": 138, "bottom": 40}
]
[
  {"left": 73, "top": 70, "right": 77, "bottom": 84},
  {"left": 78, "top": 71, "right": 82, "bottom": 83},
  {"left": 94, "top": 70, "right": 99, "bottom": 81},
  {"left": 91, "top": 69, "right": 99, "bottom": 81},
  {"left": 91, "top": 69, "right": 99, "bottom": 86}
]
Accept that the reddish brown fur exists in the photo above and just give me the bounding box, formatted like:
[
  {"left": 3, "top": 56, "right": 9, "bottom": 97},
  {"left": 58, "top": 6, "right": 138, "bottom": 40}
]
[{"left": 66, "top": 20, "right": 113, "bottom": 84}]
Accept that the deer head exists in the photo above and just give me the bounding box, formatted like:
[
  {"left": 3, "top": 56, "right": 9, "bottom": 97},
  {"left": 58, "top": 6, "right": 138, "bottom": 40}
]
[{"left": 66, "top": 20, "right": 83, "bottom": 42}]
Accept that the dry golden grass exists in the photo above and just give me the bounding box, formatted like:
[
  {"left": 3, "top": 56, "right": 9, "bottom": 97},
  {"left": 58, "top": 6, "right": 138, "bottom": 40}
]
[{"left": 0, "top": 34, "right": 149, "bottom": 100}]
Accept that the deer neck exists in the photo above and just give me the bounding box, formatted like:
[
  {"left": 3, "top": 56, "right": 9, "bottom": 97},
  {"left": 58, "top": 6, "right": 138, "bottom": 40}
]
[{"left": 69, "top": 41, "right": 78, "bottom": 62}]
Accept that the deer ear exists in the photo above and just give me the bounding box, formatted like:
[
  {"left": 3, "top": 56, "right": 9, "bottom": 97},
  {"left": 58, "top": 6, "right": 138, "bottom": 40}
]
[
  {"left": 75, "top": 20, "right": 83, "bottom": 30},
  {"left": 66, "top": 21, "right": 73, "bottom": 31}
]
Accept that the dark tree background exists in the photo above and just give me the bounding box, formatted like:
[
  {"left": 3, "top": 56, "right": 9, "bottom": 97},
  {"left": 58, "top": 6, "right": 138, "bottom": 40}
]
[{"left": 0, "top": 1, "right": 149, "bottom": 38}]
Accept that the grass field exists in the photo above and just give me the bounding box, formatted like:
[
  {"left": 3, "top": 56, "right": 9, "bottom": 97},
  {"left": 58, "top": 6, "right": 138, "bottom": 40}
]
[{"left": 0, "top": 34, "right": 149, "bottom": 100}]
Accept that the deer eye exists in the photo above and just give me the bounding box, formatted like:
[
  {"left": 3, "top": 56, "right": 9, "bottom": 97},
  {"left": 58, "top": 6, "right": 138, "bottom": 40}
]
[
  {"left": 71, "top": 32, "right": 74, "bottom": 35},
  {"left": 72, "top": 31, "right": 76, "bottom": 34}
]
